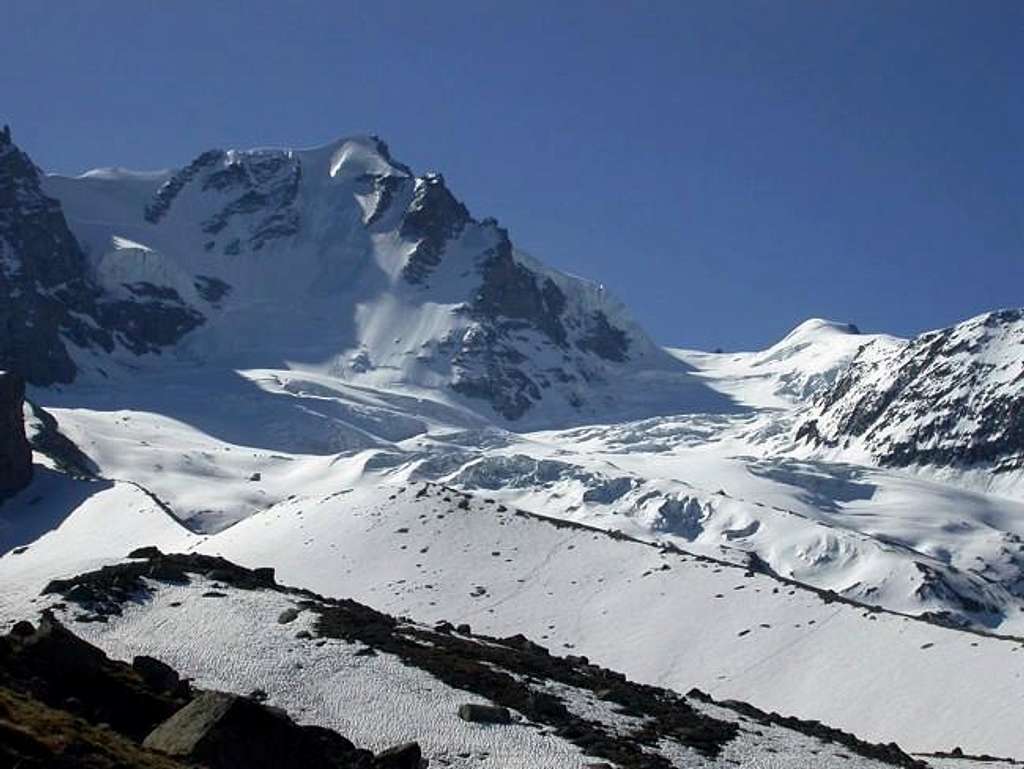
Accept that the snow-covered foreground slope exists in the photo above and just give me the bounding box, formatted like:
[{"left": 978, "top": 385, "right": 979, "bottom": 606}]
[
  {"left": 189, "top": 483, "right": 1024, "bottom": 757},
  {"left": 6, "top": 479, "right": 1024, "bottom": 758},
  {"left": 37, "top": 551, "right": 929, "bottom": 769}
]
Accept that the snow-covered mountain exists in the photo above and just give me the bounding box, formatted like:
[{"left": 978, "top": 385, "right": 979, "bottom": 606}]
[
  {"left": 5, "top": 126, "right": 1024, "bottom": 764},
  {"left": 796, "top": 310, "right": 1024, "bottom": 496},
  {"left": 21, "top": 130, "right": 732, "bottom": 426}
]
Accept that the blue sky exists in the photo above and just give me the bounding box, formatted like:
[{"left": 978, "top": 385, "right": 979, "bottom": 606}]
[{"left": 2, "top": 1, "right": 1020, "bottom": 349}]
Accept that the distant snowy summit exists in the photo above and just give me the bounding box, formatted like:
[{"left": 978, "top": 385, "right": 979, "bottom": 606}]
[{"left": 2, "top": 127, "right": 734, "bottom": 425}]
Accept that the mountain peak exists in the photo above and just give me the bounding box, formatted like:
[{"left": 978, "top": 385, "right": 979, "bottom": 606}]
[{"left": 779, "top": 318, "right": 861, "bottom": 346}]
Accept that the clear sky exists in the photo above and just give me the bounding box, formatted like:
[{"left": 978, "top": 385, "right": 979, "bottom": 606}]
[{"left": 2, "top": 1, "right": 1021, "bottom": 350}]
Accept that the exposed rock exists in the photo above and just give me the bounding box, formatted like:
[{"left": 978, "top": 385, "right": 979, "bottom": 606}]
[
  {"left": 278, "top": 607, "right": 300, "bottom": 624},
  {"left": 193, "top": 274, "right": 231, "bottom": 303},
  {"left": 0, "top": 128, "right": 205, "bottom": 384},
  {"left": 129, "top": 546, "right": 165, "bottom": 559},
  {"left": 399, "top": 174, "right": 470, "bottom": 284},
  {"left": 1, "top": 612, "right": 186, "bottom": 740},
  {"left": 373, "top": 741, "right": 422, "bottom": 769},
  {"left": 23, "top": 399, "right": 97, "bottom": 477},
  {"left": 133, "top": 655, "right": 181, "bottom": 693},
  {"left": 143, "top": 691, "right": 365, "bottom": 769},
  {"left": 0, "top": 371, "right": 32, "bottom": 492},
  {"left": 456, "top": 703, "right": 512, "bottom": 724},
  {"left": 0, "top": 129, "right": 111, "bottom": 384}
]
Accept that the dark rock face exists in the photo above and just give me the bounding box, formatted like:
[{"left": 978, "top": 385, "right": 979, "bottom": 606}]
[
  {"left": 373, "top": 741, "right": 422, "bottom": 769},
  {"left": 133, "top": 655, "right": 181, "bottom": 694},
  {"left": 96, "top": 287, "right": 205, "bottom": 355},
  {"left": 193, "top": 274, "right": 231, "bottom": 303},
  {"left": 145, "top": 150, "right": 225, "bottom": 224},
  {"left": 0, "top": 127, "right": 206, "bottom": 385},
  {"left": 799, "top": 310, "right": 1024, "bottom": 473},
  {"left": 472, "top": 229, "right": 568, "bottom": 347},
  {"left": 441, "top": 223, "right": 633, "bottom": 420},
  {"left": 0, "top": 371, "right": 32, "bottom": 492},
  {"left": 0, "top": 612, "right": 187, "bottom": 741},
  {"left": 201, "top": 154, "right": 302, "bottom": 251},
  {"left": 0, "top": 126, "right": 112, "bottom": 384},
  {"left": 576, "top": 311, "right": 630, "bottom": 363},
  {"left": 400, "top": 174, "right": 470, "bottom": 284}
]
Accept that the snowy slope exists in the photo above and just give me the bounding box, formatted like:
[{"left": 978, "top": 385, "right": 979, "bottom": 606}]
[
  {"left": 5, "top": 479, "right": 1024, "bottom": 758},
  {"left": 187, "top": 483, "right": 1024, "bottom": 758},
  {"left": 22, "top": 341, "right": 1024, "bottom": 633},
  {"left": 670, "top": 318, "right": 900, "bottom": 411},
  {"left": 26, "top": 551, "right": 928, "bottom": 769}
]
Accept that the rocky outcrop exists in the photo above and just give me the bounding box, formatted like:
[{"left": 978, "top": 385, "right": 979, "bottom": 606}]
[
  {"left": 0, "top": 371, "right": 32, "bottom": 492},
  {"left": 399, "top": 174, "right": 470, "bottom": 284}
]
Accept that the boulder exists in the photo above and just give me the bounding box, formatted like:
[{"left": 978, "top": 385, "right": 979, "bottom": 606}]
[
  {"left": 128, "top": 546, "right": 164, "bottom": 559},
  {"left": 143, "top": 691, "right": 360, "bottom": 769},
  {"left": 253, "top": 566, "right": 276, "bottom": 584},
  {"left": 374, "top": 741, "right": 422, "bottom": 768},
  {"left": 457, "top": 703, "right": 512, "bottom": 724},
  {"left": 132, "top": 655, "right": 180, "bottom": 693},
  {"left": 0, "top": 371, "right": 32, "bottom": 493},
  {"left": 278, "top": 607, "right": 300, "bottom": 624}
]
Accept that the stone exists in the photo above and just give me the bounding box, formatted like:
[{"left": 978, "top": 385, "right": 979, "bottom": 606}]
[
  {"left": 128, "top": 546, "right": 163, "bottom": 559},
  {"left": 9, "top": 620, "right": 34, "bottom": 637},
  {"left": 252, "top": 567, "right": 276, "bottom": 584},
  {"left": 457, "top": 703, "right": 512, "bottom": 724},
  {"left": 132, "top": 655, "right": 180, "bottom": 693},
  {"left": 278, "top": 607, "right": 300, "bottom": 624},
  {"left": 143, "top": 691, "right": 358, "bottom": 769},
  {"left": 374, "top": 741, "right": 422, "bottom": 768}
]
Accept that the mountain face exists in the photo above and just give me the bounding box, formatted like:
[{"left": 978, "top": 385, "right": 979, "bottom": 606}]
[
  {"left": 31, "top": 134, "right": 729, "bottom": 425},
  {"left": 0, "top": 371, "right": 31, "bottom": 492},
  {"left": 796, "top": 310, "right": 1024, "bottom": 477},
  {"left": 0, "top": 127, "right": 204, "bottom": 385},
  {"left": 0, "top": 126, "right": 109, "bottom": 384}
]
